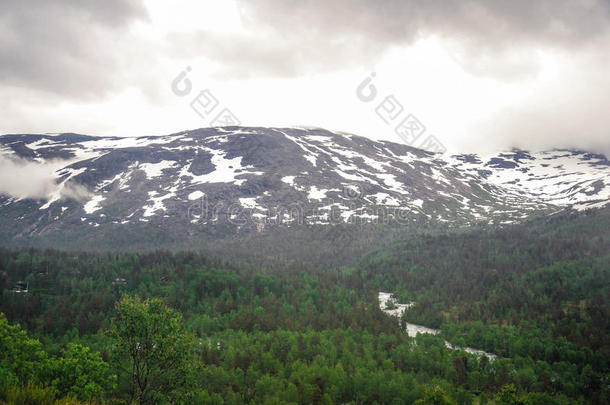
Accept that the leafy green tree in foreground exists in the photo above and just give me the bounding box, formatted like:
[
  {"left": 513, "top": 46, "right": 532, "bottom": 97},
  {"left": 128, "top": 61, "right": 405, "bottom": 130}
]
[
  {"left": 109, "top": 295, "right": 194, "bottom": 404},
  {"left": 50, "top": 344, "right": 117, "bottom": 402},
  {"left": 0, "top": 313, "right": 114, "bottom": 403},
  {"left": 0, "top": 313, "right": 49, "bottom": 385}
]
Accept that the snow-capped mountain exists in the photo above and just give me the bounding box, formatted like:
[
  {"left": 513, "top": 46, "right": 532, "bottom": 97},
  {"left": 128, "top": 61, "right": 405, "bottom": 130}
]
[{"left": 0, "top": 127, "right": 609, "bottom": 243}]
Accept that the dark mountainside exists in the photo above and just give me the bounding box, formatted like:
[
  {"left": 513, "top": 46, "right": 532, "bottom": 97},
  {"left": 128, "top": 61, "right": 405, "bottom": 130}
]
[{"left": 1, "top": 127, "right": 609, "bottom": 266}]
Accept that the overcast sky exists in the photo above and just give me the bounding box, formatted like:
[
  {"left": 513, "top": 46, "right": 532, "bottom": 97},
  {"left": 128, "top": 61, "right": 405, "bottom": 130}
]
[{"left": 1, "top": 0, "right": 609, "bottom": 154}]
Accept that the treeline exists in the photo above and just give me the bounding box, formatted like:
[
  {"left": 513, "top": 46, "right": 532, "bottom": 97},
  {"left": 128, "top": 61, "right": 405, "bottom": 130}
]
[{"left": 0, "top": 249, "right": 395, "bottom": 337}]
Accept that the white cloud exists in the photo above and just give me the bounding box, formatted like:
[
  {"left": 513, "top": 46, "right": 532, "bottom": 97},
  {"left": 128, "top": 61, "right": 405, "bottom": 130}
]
[{"left": 0, "top": 155, "right": 91, "bottom": 202}]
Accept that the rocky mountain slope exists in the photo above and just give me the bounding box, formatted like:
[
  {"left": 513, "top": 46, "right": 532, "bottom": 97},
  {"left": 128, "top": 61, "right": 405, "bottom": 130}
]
[{"left": 0, "top": 127, "right": 608, "bottom": 247}]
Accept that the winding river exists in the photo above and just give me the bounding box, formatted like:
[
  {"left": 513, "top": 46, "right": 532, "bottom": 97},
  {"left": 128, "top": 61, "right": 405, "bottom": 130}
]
[{"left": 379, "top": 292, "right": 497, "bottom": 360}]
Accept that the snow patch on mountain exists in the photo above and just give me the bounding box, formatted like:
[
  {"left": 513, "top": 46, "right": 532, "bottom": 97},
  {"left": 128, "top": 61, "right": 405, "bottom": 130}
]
[
  {"left": 140, "top": 161, "right": 179, "bottom": 179},
  {"left": 83, "top": 195, "right": 105, "bottom": 214}
]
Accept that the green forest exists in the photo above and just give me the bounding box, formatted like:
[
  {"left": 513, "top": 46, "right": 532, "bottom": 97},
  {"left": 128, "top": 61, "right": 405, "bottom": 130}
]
[{"left": 1, "top": 209, "right": 609, "bottom": 404}]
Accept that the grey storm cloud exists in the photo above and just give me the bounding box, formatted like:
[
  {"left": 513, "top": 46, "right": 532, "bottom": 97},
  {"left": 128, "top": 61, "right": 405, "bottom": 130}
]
[
  {"left": 3, "top": 0, "right": 610, "bottom": 93},
  {"left": 177, "top": 0, "right": 610, "bottom": 79},
  {"left": 0, "top": 0, "right": 148, "bottom": 99},
  {"left": 1, "top": 0, "right": 609, "bottom": 155},
  {"left": 3, "top": 0, "right": 610, "bottom": 91}
]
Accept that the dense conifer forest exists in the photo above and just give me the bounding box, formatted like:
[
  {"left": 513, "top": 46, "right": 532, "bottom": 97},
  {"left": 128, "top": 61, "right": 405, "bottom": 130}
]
[{"left": 1, "top": 208, "right": 608, "bottom": 404}]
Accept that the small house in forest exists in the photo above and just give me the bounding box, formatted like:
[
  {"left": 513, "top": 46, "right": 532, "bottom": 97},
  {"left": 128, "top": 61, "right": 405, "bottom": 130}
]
[
  {"left": 112, "top": 278, "right": 128, "bottom": 286},
  {"left": 11, "top": 281, "right": 28, "bottom": 293}
]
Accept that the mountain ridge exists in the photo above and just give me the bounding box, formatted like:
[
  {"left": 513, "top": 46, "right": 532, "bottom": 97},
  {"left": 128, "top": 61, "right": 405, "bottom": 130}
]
[{"left": 0, "top": 126, "right": 609, "bottom": 250}]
